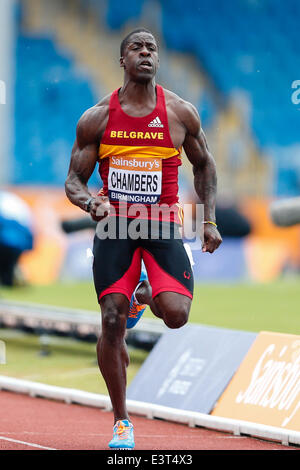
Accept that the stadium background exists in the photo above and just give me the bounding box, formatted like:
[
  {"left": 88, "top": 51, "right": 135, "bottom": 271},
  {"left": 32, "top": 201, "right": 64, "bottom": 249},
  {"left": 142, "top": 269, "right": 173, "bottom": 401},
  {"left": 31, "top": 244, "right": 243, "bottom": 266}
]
[{"left": 0, "top": 0, "right": 300, "bottom": 395}]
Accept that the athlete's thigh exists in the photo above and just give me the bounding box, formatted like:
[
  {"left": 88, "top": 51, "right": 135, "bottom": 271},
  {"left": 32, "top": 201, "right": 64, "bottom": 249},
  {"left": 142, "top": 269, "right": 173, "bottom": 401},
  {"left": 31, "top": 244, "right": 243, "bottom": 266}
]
[
  {"left": 92, "top": 233, "right": 142, "bottom": 303},
  {"left": 155, "top": 290, "right": 192, "bottom": 312}
]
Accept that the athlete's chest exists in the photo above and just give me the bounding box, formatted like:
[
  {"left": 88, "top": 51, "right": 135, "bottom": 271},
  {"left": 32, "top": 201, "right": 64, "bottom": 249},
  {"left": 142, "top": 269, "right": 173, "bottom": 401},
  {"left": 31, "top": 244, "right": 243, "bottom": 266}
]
[
  {"left": 105, "top": 110, "right": 184, "bottom": 150},
  {"left": 101, "top": 88, "right": 185, "bottom": 150}
]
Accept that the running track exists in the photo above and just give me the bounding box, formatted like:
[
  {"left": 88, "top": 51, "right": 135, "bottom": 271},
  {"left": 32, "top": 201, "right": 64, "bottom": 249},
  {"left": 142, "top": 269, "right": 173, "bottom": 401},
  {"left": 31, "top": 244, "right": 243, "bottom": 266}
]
[{"left": 0, "top": 391, "right": 298, "bottom": 450}]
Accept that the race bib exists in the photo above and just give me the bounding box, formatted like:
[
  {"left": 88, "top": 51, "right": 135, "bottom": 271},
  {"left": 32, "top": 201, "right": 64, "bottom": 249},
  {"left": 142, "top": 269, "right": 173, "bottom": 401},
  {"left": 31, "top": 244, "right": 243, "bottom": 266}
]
[{"left": 108, "top": 156, "right": 162, "bottom": 204}]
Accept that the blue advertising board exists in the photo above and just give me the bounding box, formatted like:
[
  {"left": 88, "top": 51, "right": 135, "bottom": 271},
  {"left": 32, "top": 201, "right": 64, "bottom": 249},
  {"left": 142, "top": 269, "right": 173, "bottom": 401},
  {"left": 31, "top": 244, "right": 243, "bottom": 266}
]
[{"left": 127, "top": 324, "right": 257, "bottom": 414}]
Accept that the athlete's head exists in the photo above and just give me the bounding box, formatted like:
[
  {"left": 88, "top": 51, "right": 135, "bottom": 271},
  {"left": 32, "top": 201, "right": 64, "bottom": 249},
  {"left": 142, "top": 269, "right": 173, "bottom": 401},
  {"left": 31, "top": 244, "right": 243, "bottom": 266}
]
[{"left": 120, "top": 28, "right": 159, "bottom": 82}]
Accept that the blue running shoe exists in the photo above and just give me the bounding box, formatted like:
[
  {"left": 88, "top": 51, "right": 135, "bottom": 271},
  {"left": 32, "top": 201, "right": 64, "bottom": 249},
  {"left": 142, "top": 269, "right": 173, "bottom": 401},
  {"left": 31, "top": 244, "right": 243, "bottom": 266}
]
[
  {"left": 126, "top": 265, "right": 148, "bottom": 329},
  {"left": 108, "top": 419, "right": 135, "bottom": 449}
]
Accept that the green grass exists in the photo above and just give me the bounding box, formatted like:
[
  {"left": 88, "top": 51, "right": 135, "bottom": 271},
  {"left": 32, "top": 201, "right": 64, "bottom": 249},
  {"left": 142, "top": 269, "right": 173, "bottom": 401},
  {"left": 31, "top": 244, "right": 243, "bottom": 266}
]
[
  {"left": 0, "top": 328, "right": 147, "bottom": 394},
  {"left": 0, "top": 282, "right": 100, "bottom": 312},
  {"left": 191, "top": 280, "right": 300, "bottom": 334},
  {"left": 0, "top": 279, "right": 299, "bottom": 393}
]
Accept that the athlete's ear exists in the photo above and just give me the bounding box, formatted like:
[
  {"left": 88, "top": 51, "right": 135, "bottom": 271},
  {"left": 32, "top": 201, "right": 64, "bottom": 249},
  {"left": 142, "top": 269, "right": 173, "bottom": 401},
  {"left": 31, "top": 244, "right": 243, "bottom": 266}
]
[{"left": 120, "top": 56, "right": 125, "bottom": 69}]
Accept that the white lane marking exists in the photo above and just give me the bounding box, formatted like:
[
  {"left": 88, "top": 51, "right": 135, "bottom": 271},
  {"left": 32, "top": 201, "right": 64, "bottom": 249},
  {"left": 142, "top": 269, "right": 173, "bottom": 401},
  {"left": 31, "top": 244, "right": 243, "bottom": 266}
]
[{"left": 0, "top": 436, "right": 57, "bottom": 450}]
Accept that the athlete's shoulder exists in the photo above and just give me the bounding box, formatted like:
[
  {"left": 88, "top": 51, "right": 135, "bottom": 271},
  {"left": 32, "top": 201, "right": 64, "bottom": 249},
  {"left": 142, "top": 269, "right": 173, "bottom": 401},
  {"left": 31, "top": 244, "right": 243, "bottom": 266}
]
[
  {"left": 76, "top": 93, "right": 112, "bottom": 147},
  {"left": 162, "top": 87, "right": 200, "bottom": 136}
]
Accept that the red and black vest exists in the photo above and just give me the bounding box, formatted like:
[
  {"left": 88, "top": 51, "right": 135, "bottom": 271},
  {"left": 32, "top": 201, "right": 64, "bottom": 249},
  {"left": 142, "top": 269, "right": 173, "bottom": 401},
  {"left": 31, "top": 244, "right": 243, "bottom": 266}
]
[{"left": 98, "top": 85, "right": 183, "bottom": 223}]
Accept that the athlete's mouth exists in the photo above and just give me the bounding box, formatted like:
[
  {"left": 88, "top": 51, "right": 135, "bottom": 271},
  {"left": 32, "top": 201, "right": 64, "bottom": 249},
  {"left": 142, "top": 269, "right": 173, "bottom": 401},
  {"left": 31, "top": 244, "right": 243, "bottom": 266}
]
[{"left": 138, "top": 60, "right": 153, "bottom": 70}]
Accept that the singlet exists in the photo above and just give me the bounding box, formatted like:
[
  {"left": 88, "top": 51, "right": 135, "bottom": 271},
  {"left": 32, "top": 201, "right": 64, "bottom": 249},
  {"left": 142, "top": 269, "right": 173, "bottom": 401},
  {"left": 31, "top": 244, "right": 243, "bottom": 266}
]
[{"left": 98, "top": 85, "right": 183, "bottom": 224}]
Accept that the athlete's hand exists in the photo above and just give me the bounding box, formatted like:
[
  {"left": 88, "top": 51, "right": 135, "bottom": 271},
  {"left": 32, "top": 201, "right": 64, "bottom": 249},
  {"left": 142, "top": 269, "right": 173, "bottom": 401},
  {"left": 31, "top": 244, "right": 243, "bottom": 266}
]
[
  {"left": 202, "top": 224, "right": 222, "bottom": 253},
  {"left": 90, "top": 196, "right": 111, "bottom": 222}
]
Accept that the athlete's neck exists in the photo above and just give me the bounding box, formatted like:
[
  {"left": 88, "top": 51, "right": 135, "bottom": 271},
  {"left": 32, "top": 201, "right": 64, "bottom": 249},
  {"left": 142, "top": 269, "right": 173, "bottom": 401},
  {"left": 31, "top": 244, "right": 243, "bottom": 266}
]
[{"left": 119, "top": 80, "right": 156, "bottom": 108}]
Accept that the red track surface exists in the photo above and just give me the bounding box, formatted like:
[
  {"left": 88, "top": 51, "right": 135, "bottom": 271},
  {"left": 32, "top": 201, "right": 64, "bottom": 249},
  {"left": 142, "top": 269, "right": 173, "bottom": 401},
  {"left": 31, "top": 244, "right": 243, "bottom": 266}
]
[{"left": 0, "top": 391, "right": 298, "bottom": 451}]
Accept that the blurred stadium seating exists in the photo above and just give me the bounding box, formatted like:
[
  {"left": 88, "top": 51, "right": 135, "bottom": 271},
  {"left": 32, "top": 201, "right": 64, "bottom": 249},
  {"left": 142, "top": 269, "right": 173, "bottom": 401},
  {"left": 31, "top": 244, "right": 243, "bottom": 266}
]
[{"left": 14, "top": 32, "right": 100, "bottom": 186}]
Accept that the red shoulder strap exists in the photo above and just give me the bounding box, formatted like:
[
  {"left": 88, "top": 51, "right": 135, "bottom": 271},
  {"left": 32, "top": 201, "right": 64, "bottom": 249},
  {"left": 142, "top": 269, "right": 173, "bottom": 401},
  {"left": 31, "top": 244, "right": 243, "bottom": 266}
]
[{"left": 109, "top": 88, "right": 120, "bottom": 111}]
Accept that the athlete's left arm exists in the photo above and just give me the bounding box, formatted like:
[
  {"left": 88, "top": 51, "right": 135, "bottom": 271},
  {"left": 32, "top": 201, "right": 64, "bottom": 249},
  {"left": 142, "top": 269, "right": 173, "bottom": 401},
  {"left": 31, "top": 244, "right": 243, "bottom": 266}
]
[{"left": 182, "top": 102, "right": 222, "bottom": 253}]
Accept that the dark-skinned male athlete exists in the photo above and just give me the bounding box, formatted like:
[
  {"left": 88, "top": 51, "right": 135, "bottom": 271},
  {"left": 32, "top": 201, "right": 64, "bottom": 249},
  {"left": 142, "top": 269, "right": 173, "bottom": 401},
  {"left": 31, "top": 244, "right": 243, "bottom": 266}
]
[{"left": 65, "top": 28, "right": 222, "bottom": 449}]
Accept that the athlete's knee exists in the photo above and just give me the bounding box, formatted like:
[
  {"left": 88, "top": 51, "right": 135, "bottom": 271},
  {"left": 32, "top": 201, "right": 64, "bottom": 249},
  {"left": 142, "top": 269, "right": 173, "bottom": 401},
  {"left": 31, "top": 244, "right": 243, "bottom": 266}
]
[
  {"left": 100, "top": 299, "right": 128, "bottom": 340},
  {"left": 103, "top": 307, "right": 126, "bottom": 328},
  {"left": 163, "top": 306, "right": 189, "bottom": 329},
  {"left": 156, "top": 293, "right": 191, "bottom": 329}
]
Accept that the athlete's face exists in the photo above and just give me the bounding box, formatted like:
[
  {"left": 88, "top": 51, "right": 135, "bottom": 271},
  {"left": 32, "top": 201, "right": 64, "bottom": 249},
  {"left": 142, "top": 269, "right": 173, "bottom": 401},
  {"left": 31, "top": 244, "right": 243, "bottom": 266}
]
[{"left": 120, "top": 32, "right": 159, "bottom": 82}]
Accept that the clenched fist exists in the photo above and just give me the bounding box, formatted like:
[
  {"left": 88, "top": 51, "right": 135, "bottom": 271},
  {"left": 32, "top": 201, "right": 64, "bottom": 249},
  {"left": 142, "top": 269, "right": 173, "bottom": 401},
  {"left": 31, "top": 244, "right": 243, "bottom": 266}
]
[
  {"left": 202, "top": 224, "right": 222, "bottom": 253},
  {"left": 90, "top": 196, "right": 111, "bottom": 222}
]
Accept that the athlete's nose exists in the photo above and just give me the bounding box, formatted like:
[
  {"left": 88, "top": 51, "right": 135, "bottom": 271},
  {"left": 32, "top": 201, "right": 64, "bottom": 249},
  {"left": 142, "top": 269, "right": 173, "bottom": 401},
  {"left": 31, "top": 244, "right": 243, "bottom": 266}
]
[{"left": 140, "top": 46, "right": 151, "bottom": 56}]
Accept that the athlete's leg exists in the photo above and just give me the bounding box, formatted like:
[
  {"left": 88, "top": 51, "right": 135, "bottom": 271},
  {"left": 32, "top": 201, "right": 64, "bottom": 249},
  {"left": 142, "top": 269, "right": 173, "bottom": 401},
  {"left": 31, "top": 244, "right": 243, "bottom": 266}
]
[
  {"left": 135, "top": 280, "right": 163, "bottom": 319},
  {"left": 92, "top": 229, "right": 141, "bottom": 425},
  {"left": 127, "top": 262, "right": 163, "bottom": 328},
  {"left": 141, "top": 224, "right": 194, "bottom": 327},
  {"left": 97, "top": 293, "right": 130, "bottom": 423},
  {"left": 152, "top": 291, "right": 191, "bottom": 328}
]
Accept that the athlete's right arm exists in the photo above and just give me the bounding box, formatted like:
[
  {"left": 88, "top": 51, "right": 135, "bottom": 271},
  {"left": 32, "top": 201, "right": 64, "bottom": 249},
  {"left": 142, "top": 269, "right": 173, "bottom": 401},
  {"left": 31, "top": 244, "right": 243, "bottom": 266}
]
[{"left": 65, "top": 104, "right": 110, "bottom": 221}]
